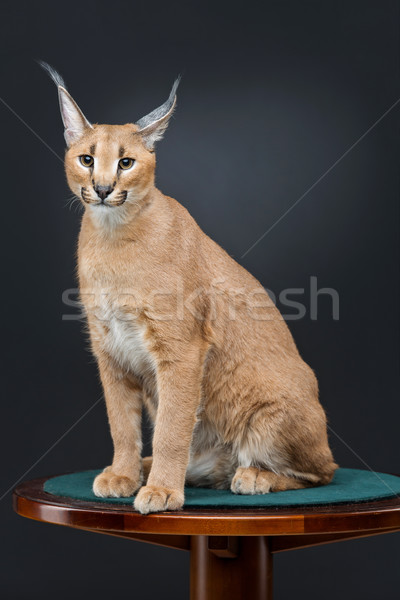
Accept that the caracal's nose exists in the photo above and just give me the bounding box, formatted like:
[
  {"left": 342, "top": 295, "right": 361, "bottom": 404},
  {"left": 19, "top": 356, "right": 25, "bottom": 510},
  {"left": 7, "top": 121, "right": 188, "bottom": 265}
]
[{"left": 94, "top": 184, "right": 113, "bottom": 201}]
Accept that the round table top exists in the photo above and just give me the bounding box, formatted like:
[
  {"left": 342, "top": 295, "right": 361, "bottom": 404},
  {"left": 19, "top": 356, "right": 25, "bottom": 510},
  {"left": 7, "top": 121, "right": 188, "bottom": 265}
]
[{"left": 13, "top": 474, "right": 400, "bottom": 536}]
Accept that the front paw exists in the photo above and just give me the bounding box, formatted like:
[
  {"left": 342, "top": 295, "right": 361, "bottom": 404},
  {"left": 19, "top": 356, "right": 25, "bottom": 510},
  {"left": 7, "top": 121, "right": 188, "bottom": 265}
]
[
  {"left": 93, "top": 470, "right": 141, "bottom": 498},
  {"left": 134, "top": 485, "right": 184, "bottom": 514}
]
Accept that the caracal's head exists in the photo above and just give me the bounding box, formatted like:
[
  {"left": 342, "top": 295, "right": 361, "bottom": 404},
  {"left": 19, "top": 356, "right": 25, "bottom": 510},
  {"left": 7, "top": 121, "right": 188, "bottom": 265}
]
[{"left": 41, "top": 62, "right": 179, "bottom": 225}]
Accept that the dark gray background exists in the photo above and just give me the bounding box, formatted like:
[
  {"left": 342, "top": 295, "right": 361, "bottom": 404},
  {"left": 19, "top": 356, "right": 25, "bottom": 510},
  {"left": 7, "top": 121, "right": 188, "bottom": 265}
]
[{"left": 0, "top": 1, "right": 399, "bottom": 598}]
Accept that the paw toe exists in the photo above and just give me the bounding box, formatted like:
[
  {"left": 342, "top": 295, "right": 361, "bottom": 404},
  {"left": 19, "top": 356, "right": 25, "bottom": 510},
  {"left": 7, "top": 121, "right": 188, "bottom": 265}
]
[
  {"left": 231, "top": 467, "right": 257, "bottom": 494},
  {"left": 254, "top": 471, "right": 273, "bottom": 494}
]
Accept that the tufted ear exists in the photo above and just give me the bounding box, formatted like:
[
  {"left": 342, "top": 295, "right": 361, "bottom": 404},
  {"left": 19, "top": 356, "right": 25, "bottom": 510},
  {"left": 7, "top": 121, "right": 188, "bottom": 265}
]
[
  {"left": 39, "top": 61, "right": 93, "bottom": 147},
  {"left": 136, "top": 77, "right": 181, "bottom": 150}
]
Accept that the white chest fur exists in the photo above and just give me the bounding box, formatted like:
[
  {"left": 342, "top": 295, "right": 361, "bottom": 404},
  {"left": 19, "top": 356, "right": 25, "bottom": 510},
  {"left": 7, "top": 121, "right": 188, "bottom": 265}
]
[{"left": 93, "top": 298, "right": 155, "bottom": 377}]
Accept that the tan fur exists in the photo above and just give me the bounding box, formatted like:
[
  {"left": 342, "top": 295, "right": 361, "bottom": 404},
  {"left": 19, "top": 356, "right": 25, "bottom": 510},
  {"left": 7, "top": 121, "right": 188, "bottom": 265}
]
[{"left": 58, "top": 84, "right": 337, "bottom": 514}]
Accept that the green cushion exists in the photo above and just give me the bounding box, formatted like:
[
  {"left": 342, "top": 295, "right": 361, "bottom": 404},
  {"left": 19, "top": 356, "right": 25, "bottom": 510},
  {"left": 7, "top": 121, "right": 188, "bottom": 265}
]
[{"left": 44, "top": 468, "right": 400, "bottom": 508}]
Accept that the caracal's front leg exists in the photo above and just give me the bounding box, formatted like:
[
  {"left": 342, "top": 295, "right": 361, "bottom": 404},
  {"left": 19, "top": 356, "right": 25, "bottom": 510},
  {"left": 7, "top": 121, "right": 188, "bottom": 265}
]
[
  {"left": 134, "top": 345, "right": 206, "bottom": 514},
  {"left": 93, "top": 356, "right": 143, "bottom": 498}
]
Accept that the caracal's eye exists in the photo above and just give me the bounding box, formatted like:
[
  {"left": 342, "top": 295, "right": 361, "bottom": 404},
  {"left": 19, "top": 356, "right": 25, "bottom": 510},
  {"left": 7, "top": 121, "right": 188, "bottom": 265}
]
[
  {"left": 119, "top": 158, "right": 135, "bottom": 170},
  {"left": 80, "top": 155, "right": 94, "bottom": 167}
]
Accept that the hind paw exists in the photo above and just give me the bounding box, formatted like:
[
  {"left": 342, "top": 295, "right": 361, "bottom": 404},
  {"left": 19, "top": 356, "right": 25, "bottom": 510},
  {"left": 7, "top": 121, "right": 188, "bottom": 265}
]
[{"left": 231, "top": 467, "right": 273, "bottom": 495}]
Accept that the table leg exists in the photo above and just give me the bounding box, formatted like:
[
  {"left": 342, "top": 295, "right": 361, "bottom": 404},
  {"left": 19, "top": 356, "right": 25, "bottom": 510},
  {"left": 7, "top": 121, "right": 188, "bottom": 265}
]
[{"left": 190, "top": 536, "right": 273, "bottom": 600}]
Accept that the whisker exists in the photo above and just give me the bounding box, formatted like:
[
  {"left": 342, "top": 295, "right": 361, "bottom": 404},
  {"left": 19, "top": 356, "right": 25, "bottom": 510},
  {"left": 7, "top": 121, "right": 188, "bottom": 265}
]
[
  {"left": 63, "top": 194, "right": 76, "bottom": 208},
  {"left": 64, "top": 194, "right": 84, "bottom": 213}
]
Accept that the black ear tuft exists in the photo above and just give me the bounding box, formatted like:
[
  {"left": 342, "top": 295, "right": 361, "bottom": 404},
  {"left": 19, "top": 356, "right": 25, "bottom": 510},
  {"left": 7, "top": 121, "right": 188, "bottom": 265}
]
[
  {"left": 38, "top": 60, "right": 92, "bottom": 147},
  {"left": 38, "top": 60, "right": 67, "bottom": 89},
  {"left": 136, "top": 76, "right": 181, "bottom": 149}
]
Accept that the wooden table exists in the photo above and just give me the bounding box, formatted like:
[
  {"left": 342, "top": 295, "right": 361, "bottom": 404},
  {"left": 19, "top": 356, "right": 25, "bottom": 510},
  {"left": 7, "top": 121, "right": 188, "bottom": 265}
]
[{"left": 13, "top": 476, "right": 400, "bottom": 599}]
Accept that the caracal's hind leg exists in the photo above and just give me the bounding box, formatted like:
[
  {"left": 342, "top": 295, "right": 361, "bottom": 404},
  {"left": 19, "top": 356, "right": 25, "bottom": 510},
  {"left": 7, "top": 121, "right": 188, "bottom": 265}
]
[
  {"left": 142, "top": 456, "right": 153, "bottom": 483},
  {"left": 231, "top": 467, "right": 312, "bottom": 495}
]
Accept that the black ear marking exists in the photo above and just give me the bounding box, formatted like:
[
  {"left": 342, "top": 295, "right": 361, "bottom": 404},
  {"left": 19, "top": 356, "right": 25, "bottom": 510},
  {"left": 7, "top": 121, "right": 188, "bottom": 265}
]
[
  {"left": 39, "top": 61, "right": 93, "bottom": 147},
  {"left": 136, "top": 77, "right": 181, "bottom": 150}
]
